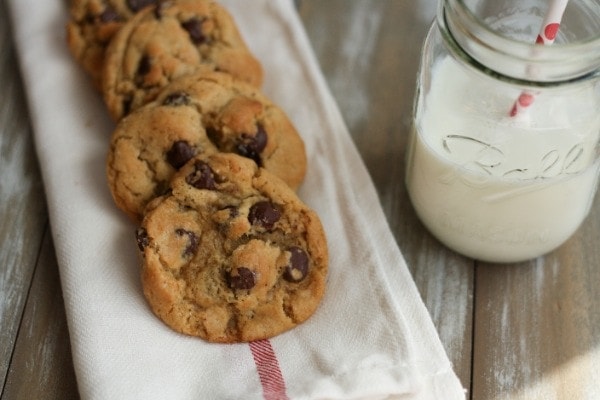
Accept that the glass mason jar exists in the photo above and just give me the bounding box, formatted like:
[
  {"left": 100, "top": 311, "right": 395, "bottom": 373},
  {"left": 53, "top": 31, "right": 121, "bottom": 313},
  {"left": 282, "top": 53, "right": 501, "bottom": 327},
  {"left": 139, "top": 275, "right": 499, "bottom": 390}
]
[{"left": 406, "top": 0, "right": 600, "bottom": 263}]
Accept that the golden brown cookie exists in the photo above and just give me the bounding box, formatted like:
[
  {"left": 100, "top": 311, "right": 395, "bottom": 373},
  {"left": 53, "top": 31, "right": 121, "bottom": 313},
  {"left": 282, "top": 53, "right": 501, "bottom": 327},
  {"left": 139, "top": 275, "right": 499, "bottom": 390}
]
[
  {"left": 107, "top": 71, "right": 306, "bottom": 221},
  {"left": 136, "top": 153, "right": 328, "bottom": 342},
  {"left": 102, "top": 0, "right": 263, "bottom": 120},
  {"left": 66, "top": 0, "right": 160, "bottom": 89}
]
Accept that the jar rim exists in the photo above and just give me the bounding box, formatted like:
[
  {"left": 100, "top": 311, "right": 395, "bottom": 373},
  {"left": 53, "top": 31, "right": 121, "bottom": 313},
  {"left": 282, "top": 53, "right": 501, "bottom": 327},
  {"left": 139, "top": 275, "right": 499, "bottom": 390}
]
[{"left": 441, "top": 0, "right": 600, "bottom": 82}]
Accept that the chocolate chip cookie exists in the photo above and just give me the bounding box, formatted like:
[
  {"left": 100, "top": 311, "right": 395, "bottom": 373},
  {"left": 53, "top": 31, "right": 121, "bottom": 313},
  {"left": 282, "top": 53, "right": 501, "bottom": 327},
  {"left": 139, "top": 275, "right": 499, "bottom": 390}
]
[
  {"left": 66, "top": 0, "right": 160, "bottom": 89},
  {"left": 107, "top": 70, "right": 306, "bottom": 221},
  {"left": 102, "top": 0, "right": 263, "bottom": 120},
  {"left": 137, "top": 152, "right": 328, "bottom": 342}
]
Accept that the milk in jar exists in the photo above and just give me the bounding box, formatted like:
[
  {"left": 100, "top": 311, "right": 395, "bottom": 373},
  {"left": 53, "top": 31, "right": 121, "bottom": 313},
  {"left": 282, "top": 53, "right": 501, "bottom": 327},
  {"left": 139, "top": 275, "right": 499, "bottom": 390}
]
[
  {"left": 406, "top": 57, "right": 600, "bottom": 262},
  {"left": 406, "top": 0, "right": 600, "bottom": 262}
]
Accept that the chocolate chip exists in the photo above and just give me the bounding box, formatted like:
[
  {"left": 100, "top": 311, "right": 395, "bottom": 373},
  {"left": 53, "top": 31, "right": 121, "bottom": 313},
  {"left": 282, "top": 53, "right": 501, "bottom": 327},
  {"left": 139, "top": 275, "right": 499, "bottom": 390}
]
[
  {"left": 248, "top": 201, "right": 280, "bottom": 230},
  {"left": 181, "top": 18, "right": 207, "bottom": 45},
  {"left": 283, "top": 247, "right": 309, "bottom": 282},
  {"left": 166, "top": 141, "right": 195, "bottom": 169},
  {"left": 137, "top": 55, "right": 151, "bottom": 76},
  {"left": 127, "top": 0, "right": 157, "bottom": 12},
  {"left": 135, "top": 228, "right": 149, "bottom": 252},
  {"left": 186, "top": 160, "right": 216, "bottom": 189},
  {"left": 228, "top": 267, "right": 256, "bottom": 290},
  {"left": 175, "top": 229, "right": 199, "bottom": 257},
  {"left": 99, "top": 6, "right": 121, "bottom": 23},
  {"left": 163, "top": 91, "right": 190, "bottom": 106},
  {"left": 235, "top": 124, "right": 267, "bottom": 166}
]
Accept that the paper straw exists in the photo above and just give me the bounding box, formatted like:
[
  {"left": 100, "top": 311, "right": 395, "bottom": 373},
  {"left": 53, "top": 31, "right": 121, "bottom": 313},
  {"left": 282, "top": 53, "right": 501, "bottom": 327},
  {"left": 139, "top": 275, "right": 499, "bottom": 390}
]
[{"left": 509, "top": 0, "right": 570, "bottom": 117}]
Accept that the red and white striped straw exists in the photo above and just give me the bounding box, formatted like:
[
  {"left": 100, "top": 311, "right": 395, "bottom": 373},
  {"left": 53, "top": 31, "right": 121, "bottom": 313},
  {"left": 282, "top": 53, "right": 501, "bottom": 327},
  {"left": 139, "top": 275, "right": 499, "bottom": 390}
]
[{"left": 509, "top": 0, "right": 570, "bottom": 117}]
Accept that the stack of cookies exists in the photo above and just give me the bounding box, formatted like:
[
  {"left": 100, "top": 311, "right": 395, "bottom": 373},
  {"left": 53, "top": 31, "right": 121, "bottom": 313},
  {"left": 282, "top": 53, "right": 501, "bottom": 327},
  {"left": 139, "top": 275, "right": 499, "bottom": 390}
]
[{"left": 66, "top": 0, "right": 328, "bottom": 343}]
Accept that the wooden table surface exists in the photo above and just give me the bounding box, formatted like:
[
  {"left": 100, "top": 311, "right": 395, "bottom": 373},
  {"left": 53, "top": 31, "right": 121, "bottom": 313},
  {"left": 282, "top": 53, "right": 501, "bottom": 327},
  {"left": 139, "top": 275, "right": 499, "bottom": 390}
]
[{"left": 1, "top": 1, "right": 599, "bottom": 399}]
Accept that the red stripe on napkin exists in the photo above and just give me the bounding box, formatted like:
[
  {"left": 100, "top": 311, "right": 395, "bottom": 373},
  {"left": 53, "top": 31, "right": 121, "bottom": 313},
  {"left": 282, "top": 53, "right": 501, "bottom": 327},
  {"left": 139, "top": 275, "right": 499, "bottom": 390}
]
[{"left": 249, "top": 340, "right": 289, "bottom": 400}]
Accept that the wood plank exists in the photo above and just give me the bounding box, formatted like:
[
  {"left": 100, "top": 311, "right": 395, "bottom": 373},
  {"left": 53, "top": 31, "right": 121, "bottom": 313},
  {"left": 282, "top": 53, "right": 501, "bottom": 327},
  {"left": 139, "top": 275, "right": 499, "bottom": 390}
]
[
  {"left": 297, "top": 0, "right": 474, "bottom": 389},
  {"left": 0, "top": 2, "right": 49, "bottom": 391},
  {"left": 472, "top": 192, "right": 600, "bottom": 399},
  {"left": 3, "top": 230, "right": 79, "bottom": 400}
]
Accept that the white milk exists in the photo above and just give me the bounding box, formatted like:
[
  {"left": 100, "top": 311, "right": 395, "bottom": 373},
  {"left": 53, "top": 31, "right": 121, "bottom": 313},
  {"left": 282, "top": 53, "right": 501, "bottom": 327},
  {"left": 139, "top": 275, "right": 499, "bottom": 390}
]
[{"left": 406, "top": 57, "right": 600, "bottom": 263}]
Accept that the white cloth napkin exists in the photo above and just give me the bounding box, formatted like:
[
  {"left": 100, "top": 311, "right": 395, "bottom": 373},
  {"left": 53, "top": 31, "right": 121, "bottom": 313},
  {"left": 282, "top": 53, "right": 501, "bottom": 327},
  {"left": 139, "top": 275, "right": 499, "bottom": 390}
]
[{"left": 7, "top": 0, "right": 466, "bottom": 398}]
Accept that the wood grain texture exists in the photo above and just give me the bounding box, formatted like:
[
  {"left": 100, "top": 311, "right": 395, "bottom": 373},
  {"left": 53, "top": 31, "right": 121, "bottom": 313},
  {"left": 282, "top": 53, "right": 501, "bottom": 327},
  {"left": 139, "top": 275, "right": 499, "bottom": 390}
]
[
  {"left": 0, "top": 1, "right": 49, "bottom": 393},
  {"left": 3, "top": 232, "right": 79, "bottom": 400},
  {"left": 297, "top": 0, "right": 474, "bottom": 389},
  {"left": 473, "top": 193, "right": 600, "bottom": 400}
]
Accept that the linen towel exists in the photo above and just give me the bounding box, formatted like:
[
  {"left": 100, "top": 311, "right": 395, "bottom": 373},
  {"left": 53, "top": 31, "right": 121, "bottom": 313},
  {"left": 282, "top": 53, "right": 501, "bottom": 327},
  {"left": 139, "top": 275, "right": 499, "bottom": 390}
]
[{"left": 7, "top": 0, "right": 466, "bottom": 398}]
